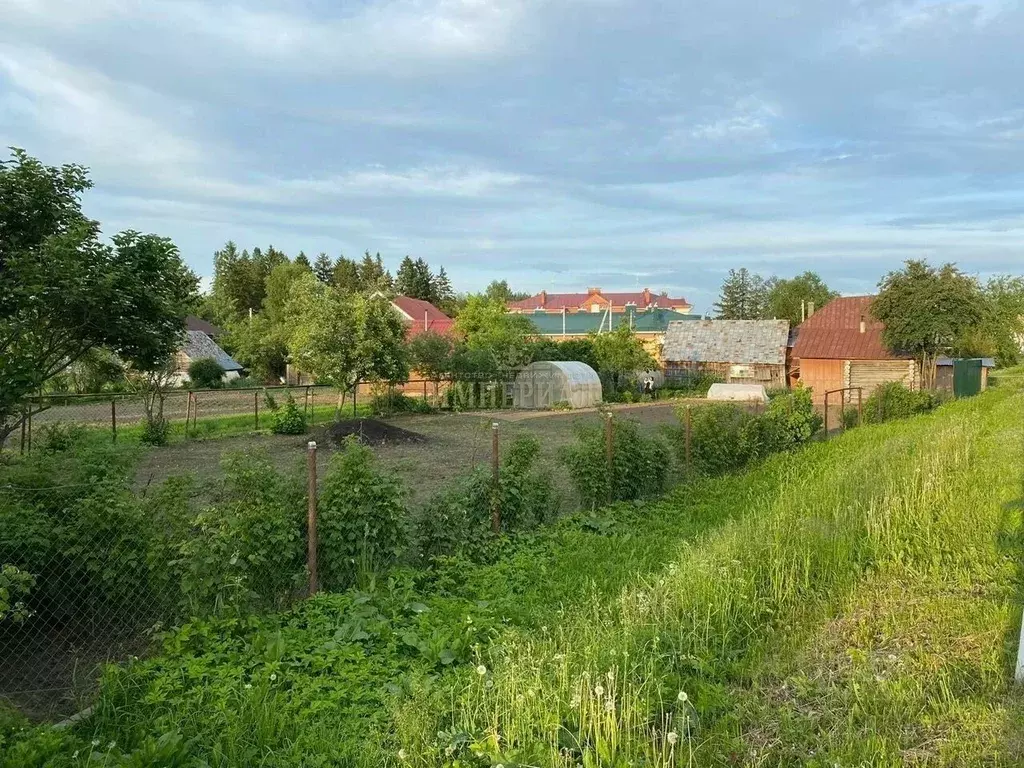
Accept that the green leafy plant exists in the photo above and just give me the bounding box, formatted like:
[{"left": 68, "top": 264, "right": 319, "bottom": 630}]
[
  {"left": 270, "top": 393, "right": 307, "bottom": 435},
  {"left": 562, "top": 418, "right": 670, "bottom": 509},
  {"left": 187, "top": 357, "right": 225, "bottom": 389},
  {"left": 318, "top": 439, "right": 407, "bottom": 590},
  {"left": 0, "top": 564, "right": 34, "bottom": 623},
  {"left": 370, "top": 389, "right": 433, "bottom": 416},
  {"left": 863, "top": 381, "right": 939, "bottom": 424},
  {"left": 140, "top": 416, "right": 170, "bottom": 446},
  {"left": 38, "top": 421, "right": 85, "bottom": 454},
  {"left": 550, "top": 400, "right": 572, "bottom": 411}
]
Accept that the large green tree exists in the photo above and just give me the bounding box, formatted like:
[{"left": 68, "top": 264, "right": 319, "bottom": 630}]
[
  {"left": 395, "top": 256, "right": 436, "bottom": 302},
  {"left": 955, "top": 275, "right": 1024, "bottom": 365},
  {"left": 0, "top": 148, "right": 197, "bottom": 440},
  {"left": 763, "top": 271, "right": 838, "bottom": 325},
  {"left": 714, "top": 268, "right": 768, "bottom": 320},
  {"left": 872, "top": 260, "right": 985, "bottom": 388},
  {"left": 589, "top": 325, "right": 656, "bottom": 390},
  {"left": 454, "top": 295, "right": 534, "bottom": 377}
]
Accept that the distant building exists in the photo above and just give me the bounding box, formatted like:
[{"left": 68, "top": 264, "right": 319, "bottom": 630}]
[
  {"left": 526, "top": 307, "right": 700, "bottom": 363},
  {"left": 790, "top": 295, "right": 918, "bottom": 402},
  {"left": 185, "top": 315, "right": 226, "bottom": 339},
  {"left": 509, "top": 287, "right": 692, "bottom": 315},
  {"left": 172, "top": 330, "right": 243, "bottom": 386},
  {"left": 661, "top": 319, "right": 790, "bottom": 388},
  {"left": 390, "top": 295, "right": 455, "bottom": 339}
]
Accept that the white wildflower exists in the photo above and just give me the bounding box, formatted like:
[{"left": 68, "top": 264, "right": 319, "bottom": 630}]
[
  {"left": 397, "top": 748, "right": 408, "bottom": 760},
  {"left": 107, "top": 742, "right": 116, "bottom": 750},
  {"left": 606, "top": 669, "right": 615, "bottom": 681},
  {"left": 476, "top": 664, "right": 487, "bottom": 676},
  {"left": 570, "top": 695, "right": 581, "bottom": 708},
  {"left": 72, "top": 751, "right": 79, "bottom": 760},
  {"left": 270, "top": 673, "right": 277, "bottom": 682},
  {"left": 485, "top": 679, "right": 494, "bottom": 688},
  {"left": 667, "top": 731, "right": 678, "bottom": 746},
  {"left": 677, "top": 691, "right": 688, "bottom": 703},
  {"left": 244, "top": 683, "right": 252, "bottom": 690},
  {"left": 594, "top": 684, "right": 604, "bottom": 697},
  {"left": 91, "top": 740, "right": 100, "bottom": 747},
  {"left": 604, "top": 699, "right": 615, "bottom": 712}
]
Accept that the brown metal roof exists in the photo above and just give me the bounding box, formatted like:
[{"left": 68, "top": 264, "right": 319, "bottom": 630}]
[{"left": 792, "top": 296, "right": 910, "bottom": 360}]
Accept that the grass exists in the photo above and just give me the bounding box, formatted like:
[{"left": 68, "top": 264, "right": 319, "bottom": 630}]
[{"left": 5, "top": 382, "right": 1023, "bottom": 766}]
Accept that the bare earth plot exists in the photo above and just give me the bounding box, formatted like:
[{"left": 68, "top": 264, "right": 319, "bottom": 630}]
[{"left": 134, "top": 402, "right": 683, "bottom": 508}]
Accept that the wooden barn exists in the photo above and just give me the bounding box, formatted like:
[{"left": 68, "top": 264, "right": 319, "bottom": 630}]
[
  {"left": 661, "top": 319, "right": 790, "bottom": 388},
  {"left": 790, "top": 295, "right": 919, "bottom": 402}
]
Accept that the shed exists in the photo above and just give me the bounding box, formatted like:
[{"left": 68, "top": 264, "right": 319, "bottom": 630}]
[
  {"left": 661, "top": 319, "right": 789, "bottom": 388},
  {"left": 790, "top": 296, "right": 918, "bottom": 402},
  {"left": 171, "top": 330, "right": 244, "bottom": 386},
  {"left": 511, "top": 361, "right": 602, "bottom": 410},
  {"left": 935, "top": 357, "right": 995, "bottom": 396}
]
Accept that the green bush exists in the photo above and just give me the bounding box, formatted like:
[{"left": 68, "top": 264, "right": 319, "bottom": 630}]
[
  {"left": 140, "top": 416, "right": 170, "bottom": 445},
  {"left": 0, "top": 564, "right": 34, "bottom": 623},
  {"left": 159, "top": 452, "right": 307, "bottom": 616},
  {"left": 38, "top": 421, "right": 85, "bottom": 454},
  {"left": 415, "top": 435, "right": 558, "bottom": 561},
  {"left": 318, "top": 439, "right": 407, "bottom": 589},
  {"left": 269, "top": 392, "right": 307, "bottom": 435},
  {"left": 562, "top": 418, "right": 670, "bottom": 509},
  {"left": 370, "top": 389, "right": 433, "bottom": 416},
  {"left": 863, "top": 381, "right": 938, "bottom": 424},
  {"left": 188, "top": 357, "right": 225, "bottom": 389}
]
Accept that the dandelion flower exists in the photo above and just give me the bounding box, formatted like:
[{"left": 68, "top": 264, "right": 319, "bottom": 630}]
[
  {"left": 594, "top": 684, "right": 605, "bottom": 697},
  {"left": 606, "top": 670, "right": 615, "bottom": 681},
  {"left": 677, "top": 691, "right": 688, "bottom": 703},
  {"left": 476, "top": 664, "right": 487, "bottom": 676},
  {"left": 570, "top": 695, "right": 581, "bottom": 708},
  {"left": 270, "top": 673, "right": 277, "bottom": 682},
  {"left": 485, "top": 679, "right": 494, "bottom": 688},
  {"left": 398, "top": 749, "right": 408, "bottom": 760},
  {"left": 604, "top": 699, "right": 615, "bottom": 712},
  {"left": 667, "top": 731, "right": 678, "bottom": 746}
]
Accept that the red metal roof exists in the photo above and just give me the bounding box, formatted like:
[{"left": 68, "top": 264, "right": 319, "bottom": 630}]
[
  {"left": 509, "top": 289, "right": 691, "bottom": 312},
  {"left": 791, "top": 295, "right": 910, "bottom": 360},
  {"left": 391, "top": 295, "right": 455, "bottom": 338}
]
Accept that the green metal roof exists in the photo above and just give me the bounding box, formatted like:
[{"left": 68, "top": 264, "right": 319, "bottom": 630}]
[{"left": 525, "top": 308, "right": 701, "bottom": 336}]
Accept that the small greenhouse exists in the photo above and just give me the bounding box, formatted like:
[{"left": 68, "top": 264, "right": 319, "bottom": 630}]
[{"left": 512, "top": 361, "right": 603, "bottom": 410}]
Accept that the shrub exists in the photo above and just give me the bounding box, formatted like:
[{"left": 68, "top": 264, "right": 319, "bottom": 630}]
[
  {"left": 415, "top": 435, "right": 558, "bottom": 561},
  {"left": 140, "top": 416, "right": 170, "bottom": 445},
  {"left": 370, "top": 390, "right": 433, "bottom": 416},
  {"left": 156, "top": 452, "right": 307, "bottom": 616},
  {"left": 187, "top": 357, "right": 225, "bottom": 389},
  {"left": 270, "top": 392, "right": 307, "bottom": 435},
  {"left": 550, "top": 400, "right": 572, "bottom": 411},
  {"left": 863, "top": 381, "right": 938, "bottom": 424},
  {"left": 318, "top": 439, "right": 407, "bottom": 589},
  {"left": 562, "top": 418, "right": 670, "bottom": 509},
  {"left": 38, "top": 421, "right": 85, "bottom": 454},
  {"left": 680, "top": 403, "right": 753, "bottom": 475},
  {"left": 0, "top": 564, "right": 34, "bottom": 623}
]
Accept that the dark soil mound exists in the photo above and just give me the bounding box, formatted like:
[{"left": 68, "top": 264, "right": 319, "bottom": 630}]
[{"left": 320, "top": 418, "right": 427, "bottom": 446}]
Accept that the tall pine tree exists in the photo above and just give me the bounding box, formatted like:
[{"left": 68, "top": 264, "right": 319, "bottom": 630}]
[
  {"left": 332, "top": 255, "right": 361, "bottom": 293},
  {"left": 313, "top": 253, "right": 334, "bottom": 283},
  {"left": 714, "top": 268, "right": 768, "bottom": 320}
]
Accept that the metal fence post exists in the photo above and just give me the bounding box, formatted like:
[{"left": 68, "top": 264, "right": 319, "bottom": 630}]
[
  {"left": 307, "top": 441, "right": 319, "bottom": 596},
  {"left": 254, "top": 391, "right": 259, "bottom": 430},
  {"left": 857, "top": 387, "right": 863, "bottom": 426},
  {"left": 191, "top": 393, "right": 198, "bottom": 434},
  {"left": 824, "top": 391, "right": 830, "bottom": 438},
  {"left": 111, "top": 398, "right": 117, "bottom": 443},
  {"left": 685, "top": 405, "right": 692, "bottom": 474},
  {"left": 605, "top": 412, "right": 614, "bottom": 503},
  {"left": 491, "top": 422, "right": 501, "bottom": 533},
  {"left": 310, "top": 387, "right": 315, "bottom": 426}
]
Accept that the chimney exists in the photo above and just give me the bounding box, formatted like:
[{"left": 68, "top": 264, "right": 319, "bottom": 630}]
[
  {"left": 807, "top": 301, "right": 815, "bottom": 318},
  {"left": 539, "top": 289, "right": 547, "bottom": 307},
  {"left": 587, "top": 286, "right": 601, "bottom": 295},
  {"left": 859, "top": 315, "right": 866, "bottom": 334},
  {"left": 642, "top": 287, "right": 651, "bottom": 305}
]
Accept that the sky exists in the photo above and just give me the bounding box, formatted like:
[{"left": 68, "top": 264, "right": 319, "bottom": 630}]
[{"left": 2, "top": 0, "right": 1023, "bottom": 313}]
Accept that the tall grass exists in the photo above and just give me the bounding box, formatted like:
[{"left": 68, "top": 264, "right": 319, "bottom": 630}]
[{"left": 391, "top": 385, "right": 1024, "bottom": 766}]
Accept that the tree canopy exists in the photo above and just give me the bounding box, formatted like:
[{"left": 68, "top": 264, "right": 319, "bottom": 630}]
[
  {"left": 713, "top": 268, "right": 769, "bottom": 320},
  {"left": 763, "top": 272, "right": 839, "bottom": 325},
  {"left": 0, "top": 148, "right": 197, "bottom": 439}
]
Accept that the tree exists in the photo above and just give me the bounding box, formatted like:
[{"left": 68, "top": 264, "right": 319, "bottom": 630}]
[
  {"left": 294, "top": 251, "right": 311, "bottom": 270},
  {"left": 454, "top": 295, "right": 534, "bottom": 377},
  {"left": 284, "top": 275, "right": 408, "bottom": 415},
  {"left": 0, "top": 148, "right": 198, "bottom": 442},
  {"left": 432, "top": 266, "right": 456, "bottom": 313},
  {"left": 408, "top": 330, "right": 457, "bottom": 404},
  {"left": 763, "top": 271, "right": 838, "bottom": 325},
  {"left": 955, "top": 275, "right": 1024, "bottom": 365},
  {"left": 332, "top": 255, "right": 361, "bottom": 293},
  {"left": 395, "top": 256, "right": 435, "bottom": 302},
  {"left": 484, "top": 279, "right": 529, "bottom": 304},
  {"left": 313, "top": 253, "right": 334, "bottom": 284},
  {"left": 872, "top": 260, "right": 985, "bottom": 388},
  {"left": 589, "top": 325, "right": 656, "bottom": 390},
  {"left": 211, "top": 242, "right": 283, "bottom": 321},
  {"left": 714, "top": 268, "right": 768, "bottom": 320},
  {"left": 227, "top": 313, "right": 286, "bottom": 383},
  {"left": 358, "top": 251, "right": 393, "bottom": 293},
  {"left": 188, "top": 357, "right": 225, "bottom": 389}
]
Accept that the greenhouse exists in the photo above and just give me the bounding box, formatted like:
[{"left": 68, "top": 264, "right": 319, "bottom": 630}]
[{"left": 511, "top": 361, "right": 603, "bottom": 410}]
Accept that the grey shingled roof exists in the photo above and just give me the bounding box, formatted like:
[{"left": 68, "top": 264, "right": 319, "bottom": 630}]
[
  {"left": 662, "top": 319, "right": 789, "bottom": 365},
  {"left": 182, "top": 330, "right": 244, "bottom": 371}
]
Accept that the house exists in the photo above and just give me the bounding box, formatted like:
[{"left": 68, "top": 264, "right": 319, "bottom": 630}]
[
  {"left": 390, "top": 295, "right": 455, "bottom": 339},
  {"left": 508, "top": 287, "right": 692, "bottom": 315},
  {"left": 790, "top": 295, "right": 918, "bottom": 402},
  {"left": 526, "top": 307, "right": 701, "bottom": 363},
  {"left": 171, "top": 330, "right": 244, "bottom": 386},
  {"left": 661, "top": 319, "right": 790, "bottom": 387}
]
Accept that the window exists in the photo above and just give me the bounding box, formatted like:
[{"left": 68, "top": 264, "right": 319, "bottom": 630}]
[
  {"left": 591, "top": 304, "right": 601, "bottom": 313},
  {"left": 729, "top": 364, "right": 753, "bottom": 379}
]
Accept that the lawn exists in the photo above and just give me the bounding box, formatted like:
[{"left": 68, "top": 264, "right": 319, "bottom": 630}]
[{"left": 3, "top": 383, "right": 1022, "bottom": 766}]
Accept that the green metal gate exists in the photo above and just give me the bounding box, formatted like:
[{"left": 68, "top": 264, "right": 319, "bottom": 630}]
[{"left": 953, "top": 358, "right": 982, "bottom": 398}]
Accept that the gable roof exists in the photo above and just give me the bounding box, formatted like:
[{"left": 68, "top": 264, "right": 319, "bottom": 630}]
[
  {"left": 185, "top": 314, "right": 225, "bottom": 338},
  {"left": 182, "top": 330, "right": 243, "bottom": 371},
  {"left": 509, "top": 290, "right": 691, "bottom": 312},
  {"left": 527, "top": 308, "right": 701, "bottom": 335},
  {"left": 662, "top": 319, "right": 789, "bottom": 365},
  {"left": 791, "top": 295, "right": 909, "bottom": 360},
  {"left": 390, "top": 295, "right": 455, "bottom": 337}
]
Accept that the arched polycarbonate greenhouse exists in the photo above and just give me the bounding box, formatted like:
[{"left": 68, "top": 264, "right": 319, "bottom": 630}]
[{"left": 511, "top": 361, "right": 603, "bottom": 410}]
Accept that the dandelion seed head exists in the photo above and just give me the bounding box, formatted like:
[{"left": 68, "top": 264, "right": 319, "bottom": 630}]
[
  {"left": 397, "top": 748, "right": 408, "bottom": 760},
  {"left": 677, "top": 691, "right": 688, "bottom": 703},
  {"left": 476, "top": 664, "right": 487, "bottom": 676},
  {"left": 667, "top": 731, "right": 679, "bottom": 746},
  {"left": 604, "top": 699, "right": 615, "bottom": 712},
  {"left": 269, "top": 673, "right": 277, "bottom": 682},
  {"left": 594, "top": 684, "right": 605, "bottom": 697}
]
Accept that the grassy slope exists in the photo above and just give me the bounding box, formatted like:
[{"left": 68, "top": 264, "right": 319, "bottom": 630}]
[{"left": 27, "top": 381, "right": 1024, "bottom": 767}]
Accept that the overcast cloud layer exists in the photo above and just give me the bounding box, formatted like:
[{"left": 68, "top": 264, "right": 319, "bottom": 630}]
[{"left": 2, "top": 0, "right": 1023, "bottom": 310}]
